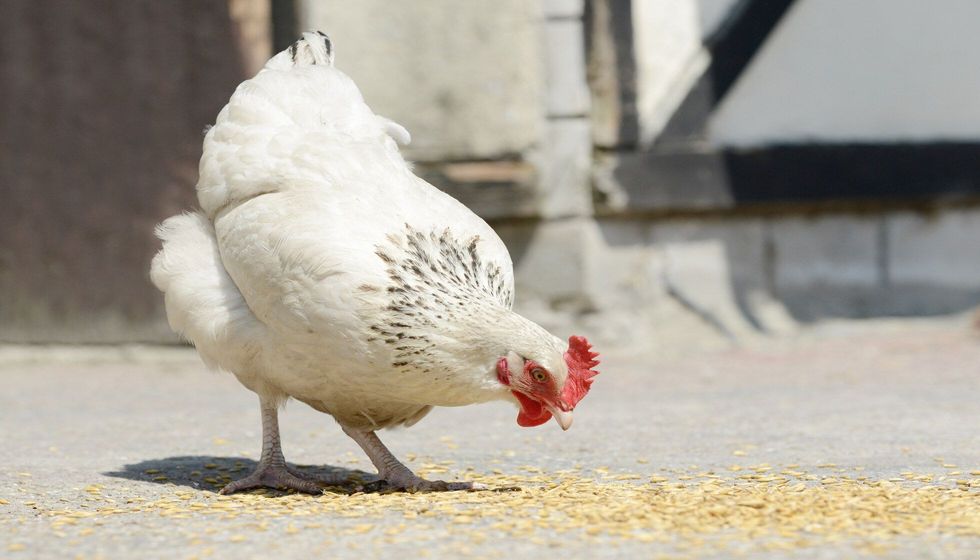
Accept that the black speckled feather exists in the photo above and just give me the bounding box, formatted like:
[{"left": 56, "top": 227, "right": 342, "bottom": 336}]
[{"left": 367, "top": 225, "right": 514, "bottom": 372}]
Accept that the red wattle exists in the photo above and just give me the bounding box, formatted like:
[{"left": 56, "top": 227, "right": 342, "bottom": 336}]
[{"left": 513, "top": 391, "right": 552, "bottom": 427}]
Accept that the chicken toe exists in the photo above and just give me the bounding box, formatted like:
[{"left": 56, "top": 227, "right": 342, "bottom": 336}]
[{"left": 220, "top": 464, "right": 322, "bottom": 494}]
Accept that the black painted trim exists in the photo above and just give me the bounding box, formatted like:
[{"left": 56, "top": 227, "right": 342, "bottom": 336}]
[
  {"left": 606, "top": 143, "right": 980, "bottom": 212},
  {"left": 705, "top": 0, "right": 798, "bottom": 103},
  {"left": 725, "top": 143, "right": 980, "bottom": 204}
]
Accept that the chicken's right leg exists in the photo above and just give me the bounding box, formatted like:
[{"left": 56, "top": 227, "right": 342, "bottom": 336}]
[
  {"left": 220, "top": 395, "right": 322, "bottom": 494},
  {"left": 342, "top": 426, "right": 480, "bottom": 492}
]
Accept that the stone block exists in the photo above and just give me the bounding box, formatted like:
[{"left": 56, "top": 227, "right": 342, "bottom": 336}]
[
  {"left": 535, "top": 119, "right": 593, "bottom": 218},
  {"left": 590, "top": 221, "right": 657, "bottom": 310},
  {"left": 496, "top": 218, "right": 610, "bottom": 312},
  {"left": 651, "top": 219, "right": 767, "bottom": 291},
  {"left": 542, "top": 0, "right": 585, "bottom": 19},
  {"left": 511, "top": 219, "right": 593, "bottom": 306},
  {"left": 650, "top": 219, "right": 773, "bottom": 336},
  {"left": 887, "top": 209, "right": 980, "bottom": 289},
  {"left": 543, "top": 19, "right": 591, "bottom": 117},
  {"left": 767, "top": 215, "right": 886, "bottom": 320},
  {"left": 499, "top": 217, "right": 792, "bottom": 346},
  {"left": 771, "top": 216, "right": 881, "bottom": 290}
]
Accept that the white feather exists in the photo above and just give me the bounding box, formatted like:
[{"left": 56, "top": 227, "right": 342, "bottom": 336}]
[{"left": 151, "top": 34, "right": 565, "bottom": 431}]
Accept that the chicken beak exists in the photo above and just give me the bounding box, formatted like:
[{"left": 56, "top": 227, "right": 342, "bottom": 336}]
[{"left": 547, "top": 405, "right": 573, "bottom": 431}]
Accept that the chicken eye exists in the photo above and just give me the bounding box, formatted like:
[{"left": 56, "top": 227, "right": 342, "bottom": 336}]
[{"left": 531, "top": 368, "right": 547, "bottom": 382}]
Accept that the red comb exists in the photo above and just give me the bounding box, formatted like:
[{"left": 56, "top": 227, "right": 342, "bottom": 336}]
[{"left": 561, "top": 335, "right": 600, "bottom": 408}]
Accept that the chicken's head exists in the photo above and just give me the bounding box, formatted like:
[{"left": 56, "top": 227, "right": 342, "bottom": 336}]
[{"left": 496, "top": 336, "right": 600, "bottom": 430}]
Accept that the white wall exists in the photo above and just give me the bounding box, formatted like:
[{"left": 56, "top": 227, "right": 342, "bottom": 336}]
[{"left": 710, "top": 0, "right": 980, "bottom": 147}]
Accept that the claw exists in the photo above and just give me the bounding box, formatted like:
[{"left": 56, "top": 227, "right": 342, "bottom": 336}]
[
  {"left": 380, "top": 474, "right": 485, "bottom": 493},
  {"left": 220, "top": 464, "right": 323, "bottom": 495}
]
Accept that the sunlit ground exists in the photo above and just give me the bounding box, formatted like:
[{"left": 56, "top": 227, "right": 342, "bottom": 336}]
[
  {"left": 2, "top": 317, "right": 979, "bottom": 558},
  {"left": 9, "top": 463, "right": 979, "bottom": 558}
]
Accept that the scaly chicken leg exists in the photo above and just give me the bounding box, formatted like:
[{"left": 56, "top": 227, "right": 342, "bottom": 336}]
[
  {"left": 341, "top": 427, "right": 481, "bottom": 492},
  {"left": 220, "top": 395, "right": 322, "bottom": 494}
]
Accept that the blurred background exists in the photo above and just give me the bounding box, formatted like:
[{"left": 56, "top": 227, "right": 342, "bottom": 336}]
[{"left": 4, "top": 0, "right": 980, "bottom": 347}]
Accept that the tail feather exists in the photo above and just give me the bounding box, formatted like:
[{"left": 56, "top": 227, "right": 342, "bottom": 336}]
[{"left": 150, "top": 212, "right": 265, "bottom": 371}]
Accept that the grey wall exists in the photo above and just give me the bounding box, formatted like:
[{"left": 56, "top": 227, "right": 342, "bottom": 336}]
[{"left": 0, "top": 0, "right": 267, "bottom": 342}]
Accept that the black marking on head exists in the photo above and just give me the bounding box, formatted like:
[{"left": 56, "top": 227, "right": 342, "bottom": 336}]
[
  {"left": 316, "top": 31, "right": 333, "bottom": 60},
  {"left": 289, "top": 42, "right": 298, "bottom": 62}
]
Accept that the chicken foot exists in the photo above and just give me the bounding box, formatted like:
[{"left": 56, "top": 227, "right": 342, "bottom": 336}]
[
  {"left": 342, "top": 427, "right": 482, "bottom": 492},
  {"left": 220, "top": 396, "right": 322, "bottom": 494}
]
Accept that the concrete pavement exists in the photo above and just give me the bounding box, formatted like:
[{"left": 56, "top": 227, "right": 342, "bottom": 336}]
[{"left": 1, "top": 318, "right": 979, "bottom": 558}]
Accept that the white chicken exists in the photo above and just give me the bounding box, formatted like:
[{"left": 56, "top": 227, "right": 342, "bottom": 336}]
[{"left": 150, "top": 32, "right": 599, "bottom": 493}]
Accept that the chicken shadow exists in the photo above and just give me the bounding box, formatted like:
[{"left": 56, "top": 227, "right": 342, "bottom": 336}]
[{"left": 103, "top": 456, "right": 377, "bottom": 496}]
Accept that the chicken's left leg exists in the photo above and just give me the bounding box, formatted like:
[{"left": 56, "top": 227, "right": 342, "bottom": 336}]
[
  {"left": 220, "top": 395, "right": 322, "bottom": 494},
  {"left": 342, "top": 426, "right": 481, "bottom": 492}
]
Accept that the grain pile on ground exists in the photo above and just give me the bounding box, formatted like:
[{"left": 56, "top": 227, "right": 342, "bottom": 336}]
[{"left": 5, "top": 461, "right": 979, "bottom": 557}]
